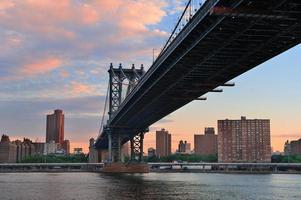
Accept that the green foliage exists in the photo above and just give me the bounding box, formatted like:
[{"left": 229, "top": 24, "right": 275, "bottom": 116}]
[
  {"left": 144, "top": 154, "right": 218, "bottom": 163},
  {"left": 21, "top": 154, "right": 88, "bottom": 163},
  {"left": 272, "top": 155, "right": 301, "bottom": 163}
]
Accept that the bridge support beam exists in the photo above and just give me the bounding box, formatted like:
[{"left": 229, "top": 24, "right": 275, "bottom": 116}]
[
  {"left": 108, "top": 132, "right": 121, "bottom": 163},
  {"left": 130, "top": 132, "right": 144, "bottom": 162},
  {"left": 104, "top": 131, "right": 149, "bottom": 173}
]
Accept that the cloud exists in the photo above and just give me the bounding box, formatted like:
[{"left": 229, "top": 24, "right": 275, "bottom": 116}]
[
  {"left": 20, "top": 57, "right": 62, "bottom": 76},
  {"left": 0, "top": 56, "right": 64, "bottom": 85},
  {"left": 69, "top": 81, "right": 95, "bottom": 96},
  {"left": 0, "top": 0, "right": 175, "bottom": 150},
  {"left": 0, "top": 0, "right": 169, "bottom": 85},
  {"left": 0, "top": 0, "right": 14, "bottom": 10}
]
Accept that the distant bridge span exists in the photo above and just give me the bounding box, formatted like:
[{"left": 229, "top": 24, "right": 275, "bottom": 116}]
[{"left": 95, "top": 0, "right": 301, "bottom": 162}]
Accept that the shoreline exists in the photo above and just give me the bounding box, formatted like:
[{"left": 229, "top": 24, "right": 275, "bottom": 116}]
[{"left": 1, "top": 162, "right": 301, "bottom": 174}]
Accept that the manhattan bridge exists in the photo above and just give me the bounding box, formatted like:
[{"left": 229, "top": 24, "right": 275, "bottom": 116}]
[{"left": 93, "top": 0, "right": 301, "bottom": 164}]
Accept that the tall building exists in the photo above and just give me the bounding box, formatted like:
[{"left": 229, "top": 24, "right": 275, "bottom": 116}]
[
  {"left": 178, "top": 140, "right": 191, "bottom": 154},
  {"left": 46, "top": 109, "right": 64, "bottom": 144},
  {"left": 218, "top": 116, "right": 271, "bottom": 163},
  {"left": 0, "top": 135, "right": 17, "bottom": 163},
  {"left": 284, "top": 139, "right": 301, "bottom": 155},
  {"left": 156, "top": 128, "right": 171, "bottom": 157},
  {"left": 194, "top": 127, "right": 218, "bottom": 156}
]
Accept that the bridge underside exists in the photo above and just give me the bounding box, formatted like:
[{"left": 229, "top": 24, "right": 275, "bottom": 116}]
[{"left": 95, "top": 0, "right": 301, "bottom": 157}]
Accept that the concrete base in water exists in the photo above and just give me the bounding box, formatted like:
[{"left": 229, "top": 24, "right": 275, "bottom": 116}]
[{"left": 103, "top": 162, "right": 149, "bottom": 173}]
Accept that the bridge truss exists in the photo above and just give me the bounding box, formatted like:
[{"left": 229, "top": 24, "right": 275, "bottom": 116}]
[{"left": 102, "top": 63, "right": 146, "bottom": 162}]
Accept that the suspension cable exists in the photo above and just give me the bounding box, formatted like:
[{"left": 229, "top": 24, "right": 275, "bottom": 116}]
[
  {"left": 98, "top": 81, "right": 110, "bottom": 136},
  {"left": 157, "top": 0, "right": 206, "bottom": 59},
  {"left": 158, "top": 0, "right": 192, "bottom": 57}
]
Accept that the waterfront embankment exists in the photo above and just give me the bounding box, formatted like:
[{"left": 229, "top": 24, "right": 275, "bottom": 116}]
[{"left": 1, "top": 162, "right": 301, "bottom": 173}]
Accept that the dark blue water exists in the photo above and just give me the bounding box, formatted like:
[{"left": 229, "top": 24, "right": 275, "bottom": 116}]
[{"left": 0, "top": 173, "right": 300, "bottom": 200}]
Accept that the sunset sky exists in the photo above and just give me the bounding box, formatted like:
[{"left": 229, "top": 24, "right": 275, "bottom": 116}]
[{"left": 0, "top": 0, "right": 300, "bottom": 153}]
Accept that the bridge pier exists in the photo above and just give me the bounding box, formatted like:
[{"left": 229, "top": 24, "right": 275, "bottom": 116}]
[
  {"left": 103, "top": 131, "right": 149, "bottom": 173},
  {"left": 130, "top": 132, "right": 144, "bottom": 162},
  {"left": 107, "top": 131, "right": 146, "bottom": 163},
  {"left": 108, "top": 132, "right": 122, "bottom": 163}
]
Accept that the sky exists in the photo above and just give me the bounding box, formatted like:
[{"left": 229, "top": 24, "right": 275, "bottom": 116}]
[{"left": 0, "top": 0, "right": 300, "bottom": 153}]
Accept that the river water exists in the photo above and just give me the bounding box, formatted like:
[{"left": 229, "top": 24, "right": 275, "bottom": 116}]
[{"left": 0, "top": 173, "right": 300, "bottom": 200}]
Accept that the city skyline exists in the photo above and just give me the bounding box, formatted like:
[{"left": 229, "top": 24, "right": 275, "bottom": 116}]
[
  {"left": 3, "top": 89, "right": 301, "bottom": 154},
  {"left": 1, "top": 109, "right": 300, "bottom": 153},
  {"left": 0, "top": 0, "right": 301, "bottom": 153}
]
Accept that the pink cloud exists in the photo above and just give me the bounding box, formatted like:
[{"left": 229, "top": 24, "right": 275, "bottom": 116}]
[
  {"left": 0, "top": 0, "right": 15, "bottom": 10},
  {"left": 81, "top": 4, "right": 100, "bottom": 25},
  {"left": 0, "top": 0, "right": 100, "bottom": 40},
  {"left": 0, "top": 57, "right": 64, "bottom": 82},
  {"left": 0, "top": 0, "right": 169, "bottom": 83},
  {"left": 20, "top": 57, "right": 62, "bottom": 76},
  {"left": 101, "top": 0, "right": 167, "bottom": 39},
  {"left": 69, "top": 81, "right": 95, "bottom": 96},
  {"left": 0, "top": 0, "right": 167, "bottom": 39}
]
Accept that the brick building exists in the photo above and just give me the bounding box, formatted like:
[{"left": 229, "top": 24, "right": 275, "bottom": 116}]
[
  {"left": 46, "top": 109, "right": 64, "bottom": 144},
  {"left": 46, "top": 109, "right": 70, "bottom": 154},
  {"left": 194, "top": 127, "right": 218, "bottom": 156},
  {"left": 156, "top": 128, "right": 171, "bottom": 157},
  {"left": 218, "top": 116, "right": 271, "bottom": 163}
]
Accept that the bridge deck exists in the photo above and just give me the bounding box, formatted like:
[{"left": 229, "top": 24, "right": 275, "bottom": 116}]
[{"left": 96, "top": 0, "right": 301, "bottom": 148}]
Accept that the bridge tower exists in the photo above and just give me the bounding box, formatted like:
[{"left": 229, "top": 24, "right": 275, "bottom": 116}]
[{"left": 106, "top": 63, "right": 145, "bottom": 163}]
